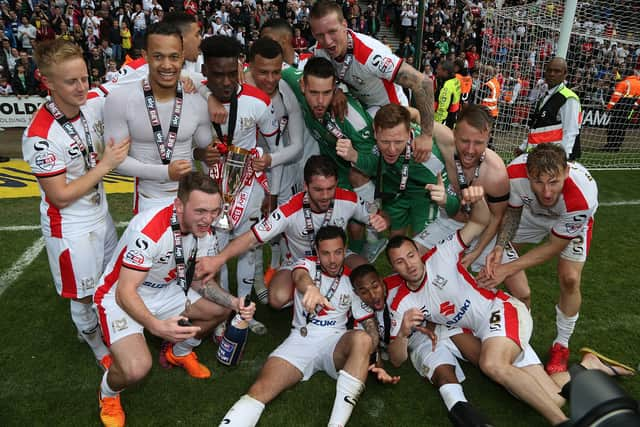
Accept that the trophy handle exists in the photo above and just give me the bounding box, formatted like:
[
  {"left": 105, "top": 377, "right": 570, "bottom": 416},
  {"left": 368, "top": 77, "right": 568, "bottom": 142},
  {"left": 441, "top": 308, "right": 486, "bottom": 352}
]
[{"left": 215, "top": 202, "right": 234, "bottom": 231}]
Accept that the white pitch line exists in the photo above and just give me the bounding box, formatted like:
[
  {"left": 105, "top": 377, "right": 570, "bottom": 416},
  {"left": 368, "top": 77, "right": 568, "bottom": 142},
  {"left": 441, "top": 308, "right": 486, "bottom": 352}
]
[
  {"left": 0, "top": 236, "right": 45, "bottom": 298},
  {"left": 0, "top": 221, "right": 130, "bottom": 232},
  {"left": 600, "top": 200, "right": 640, "bottom": 207},
  {"left": 0, "top": 202, "right": 638, "bottom": 232}
]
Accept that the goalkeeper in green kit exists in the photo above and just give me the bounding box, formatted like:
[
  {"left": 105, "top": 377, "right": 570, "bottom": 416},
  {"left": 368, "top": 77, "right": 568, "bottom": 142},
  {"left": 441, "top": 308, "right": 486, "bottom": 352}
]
[
  {"left": 282, "top": 56, "right": 383, "bottom": 257},
  {"left": 339, "top": 103, "right": 460, "bottom": 237},
  {"left": 281, "top": 57, "right": 378, "bottom": 193}
]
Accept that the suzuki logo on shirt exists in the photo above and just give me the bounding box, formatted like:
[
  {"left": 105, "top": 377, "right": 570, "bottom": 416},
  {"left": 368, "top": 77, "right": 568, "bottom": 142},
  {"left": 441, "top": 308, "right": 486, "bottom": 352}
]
[
  {"left": 440, "top": 301, "right": 456, "bottom": 316},
  {"left": 316, "top": 307, "right": 329, "bottom": 316},
  {"left": 311, "top": 318, "right": 336, "bottom": 327},
  {"left": 446, "top": 299, "right": 471, "bottom": 326}
]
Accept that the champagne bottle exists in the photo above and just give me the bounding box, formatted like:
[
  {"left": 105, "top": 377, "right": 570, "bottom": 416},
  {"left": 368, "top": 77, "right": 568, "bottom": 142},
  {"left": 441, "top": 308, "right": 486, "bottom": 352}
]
[{"left": 216, "top": 295, "right": 251, "bottom": 366}]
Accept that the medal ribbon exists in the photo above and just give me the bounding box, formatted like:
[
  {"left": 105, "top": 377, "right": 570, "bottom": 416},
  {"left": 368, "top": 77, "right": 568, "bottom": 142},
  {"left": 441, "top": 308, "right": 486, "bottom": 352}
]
[
  {"left": 211, "top": 90, "right": 239, "bottom": 180},
  {"left": 170, "top": 206, "right": 198, "bottom": 295},
  {"left": 142, "top": 79, "right": 183, "bottom": 165},
  {"left": 46, "top": 100, "right": 97, "bottom": 171},
  {"left": 454, "top": 151, "right": 484, "bottom": 213},
  {"left": 302, "top": 192, "right": 334, "bottom": 256},
  {"left": 336, "top": 32, "right": 355, "bottom": 83},
  {"left": 45, "top": 101, "right": 99, "bottom": 197},
  {"left": 304, "top": 263, "right": 344, "bottom": 327}
]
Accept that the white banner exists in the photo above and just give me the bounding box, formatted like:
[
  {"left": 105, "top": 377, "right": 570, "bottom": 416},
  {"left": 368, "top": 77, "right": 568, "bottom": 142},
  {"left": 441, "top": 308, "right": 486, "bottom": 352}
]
[{"left": 0, "top": 96, "right": 46, "bottom": 128}]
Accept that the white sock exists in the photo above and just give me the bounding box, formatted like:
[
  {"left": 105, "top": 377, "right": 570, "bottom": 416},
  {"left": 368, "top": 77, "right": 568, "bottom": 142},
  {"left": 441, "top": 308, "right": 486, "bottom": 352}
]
[
  {"left": 100, "top": 370, "right": 120, "bottom": 398},
  {"left": 172, "top": 337, "right": 201, "bottom": 357},
  {"left": 219, "top": 394, "right": 265, "bottom": 427},
  {"left": 237, "top": 250, "right": 256, "bottom": 298},
  {"left": 328, "top": 370, "right": 365, "bottom": 427},
  {"left": 439, "top": 383, "right": 467, "bottom": 411},
  {"left": 70, "top": 300, "right": 109, "bottom": 360},
  {"left": 253, "top": 247, "right": 268, "bottom": 303},
  {"left": 554, "top": 305, "right": 579, "bottom": 348},
  {"left": 270, "top": 240, "right": 282, "bottom": 269},
  {"left": 353, "top": 181, "right": 375, "bottom": 203}
]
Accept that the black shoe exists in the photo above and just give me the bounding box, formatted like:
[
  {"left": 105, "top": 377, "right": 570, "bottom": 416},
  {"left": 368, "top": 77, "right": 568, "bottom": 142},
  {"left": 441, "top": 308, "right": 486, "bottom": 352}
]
[{"left": 448, "top": 401, "right": 494, "bottom": 427}]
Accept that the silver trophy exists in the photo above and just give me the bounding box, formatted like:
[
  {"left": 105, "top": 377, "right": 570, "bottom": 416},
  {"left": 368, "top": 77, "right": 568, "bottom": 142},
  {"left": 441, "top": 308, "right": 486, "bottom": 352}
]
[
  {"left": 215, "top": 145, "right": 251, "bottom": 231},
  {"left": 365, "top": 198, "right": 387, "bottom": 263}
]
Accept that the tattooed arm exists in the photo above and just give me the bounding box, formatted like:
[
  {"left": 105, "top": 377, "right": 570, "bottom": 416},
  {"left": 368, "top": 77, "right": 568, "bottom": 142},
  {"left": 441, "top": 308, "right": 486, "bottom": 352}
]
[
  {"left": 478, "top": 205, "right": 522, "bottom": 286},
  {"left": 496, "top": 205, "right": 523, "bottom": 249},
  {"left": 193, "top": 279, "right": 239, "bottom": 310},
  {"left": 360, "top": 317, "right": 380, "bottom": 354},
  {"left": 394, "top": 62, "right": 435, "bottom": 162},
  {"left": 361, "top": 316, "right": 401, "bottom": 384}
]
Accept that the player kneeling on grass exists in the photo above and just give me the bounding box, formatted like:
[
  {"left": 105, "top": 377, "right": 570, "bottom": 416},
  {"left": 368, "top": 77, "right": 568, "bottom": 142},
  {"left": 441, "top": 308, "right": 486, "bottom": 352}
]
[
  {"left": 93, "top": 172, "right": 256, "bottom": 427},
  {"left": 220, "top": 226, "right": 377, "bottom": 427},
  {"left": 350, "top": 264, "right": 493, "bottom": 427}
]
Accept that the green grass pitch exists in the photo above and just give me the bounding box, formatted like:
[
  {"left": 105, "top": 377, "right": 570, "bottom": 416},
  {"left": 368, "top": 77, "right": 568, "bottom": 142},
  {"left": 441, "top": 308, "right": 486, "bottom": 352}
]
[{"left": 0, "top": 170, "right": 638, "bottom": 426}]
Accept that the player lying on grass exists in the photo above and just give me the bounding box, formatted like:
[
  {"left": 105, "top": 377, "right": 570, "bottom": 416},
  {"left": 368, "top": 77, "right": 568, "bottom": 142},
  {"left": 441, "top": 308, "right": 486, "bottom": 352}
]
[
  {"left": 350, "top": 263, "right": 493, "bottom": 427},
  {"left": 383, "top": 185, "right": 633, "bottom": 425}
]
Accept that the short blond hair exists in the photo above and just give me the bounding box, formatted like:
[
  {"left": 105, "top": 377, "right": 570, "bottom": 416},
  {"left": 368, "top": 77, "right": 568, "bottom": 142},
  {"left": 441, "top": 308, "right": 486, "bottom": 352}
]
[{"left": 34, "top": 39, "right": 84, "bottom": 77}]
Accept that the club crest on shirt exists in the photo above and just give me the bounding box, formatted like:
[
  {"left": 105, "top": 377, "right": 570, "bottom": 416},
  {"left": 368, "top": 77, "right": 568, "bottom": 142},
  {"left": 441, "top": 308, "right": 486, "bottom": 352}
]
[
  {"left": 80, "top": 277, "right": 96, "bottom": 291},
  {"left": 352, "top": 75, "right": 365, "bottom": 85},
  {"left": 360, "top": 301, "right": 373, "bottom": 313},
  {"left": 339, "top": 293, "right": 351, "bottom": 309},
  {"left": 333, "top": 217, "right": 346, "bottom": 227},
  {"left": 432, "top": 275, "right": 447, "bottom": 290},
  {"left": 93, "top": 120, "right": 104, "bottom": 138},
  {"left": 112, "top": 318, "right": 128, "bottom": 332},
  {"left": 520, "top": 195, "right": 534, "bottom": 206},
  {"left": 240, "top": 117, "right": 255, "bottom": 130}
]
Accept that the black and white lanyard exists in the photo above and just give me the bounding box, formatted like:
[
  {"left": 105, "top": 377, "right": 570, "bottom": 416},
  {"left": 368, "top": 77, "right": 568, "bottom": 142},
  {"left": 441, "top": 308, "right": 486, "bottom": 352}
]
[
  {"left": 336, "top": 32, "right": 354, "bottom": 83},
  {"left": 454, "top": 151, "right": 484, "bottom": 213},
  {"left": 302, "top": 192, "right": 334, "bottom": 256},
  {"left": 46, "top": 101, "right": 97, "bottom": 171},
  {"left": 323, "top": 115, "right": 345, "bottom": 140},
  {"left": 304, "top": 264, "right": 343, "bottom": 326},
  {"left": 142, "top": 79, "right": 183, "bottom": 165},
  {"left": 274, "top": 90, "right": 288, "bottom": 147},
  {"left": 213, "top": 91, "right": 238, "bottom": 146},
  {"left": 374, "top": 139, "right": 411, "bottom": 200},
  {"left": 170, "top": 207, "right": 198, "bottom": 300},
  {"left": 399, "top": 139, "right": 412, "bottom": 191}
]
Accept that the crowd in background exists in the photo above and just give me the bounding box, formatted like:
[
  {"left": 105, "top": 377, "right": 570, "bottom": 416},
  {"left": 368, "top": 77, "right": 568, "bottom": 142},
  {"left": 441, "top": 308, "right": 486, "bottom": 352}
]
[{"left": 0, "top": 0, "right": 638, "bottom": 113}]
